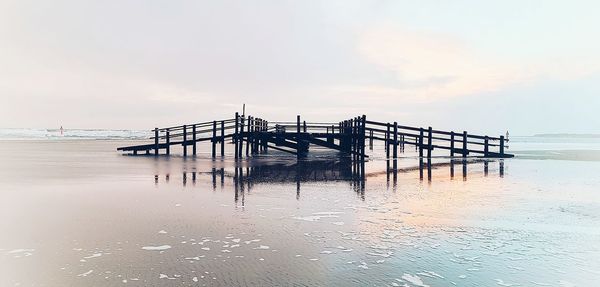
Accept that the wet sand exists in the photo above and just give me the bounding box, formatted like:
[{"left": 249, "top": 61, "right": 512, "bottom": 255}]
[{"left": 1, "top": 140, "right": 599, "bottom": 286}]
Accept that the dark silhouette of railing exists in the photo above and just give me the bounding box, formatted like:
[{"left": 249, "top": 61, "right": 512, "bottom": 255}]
[{"left": 118, "top": 112, "right": 513, "bottom": 175}]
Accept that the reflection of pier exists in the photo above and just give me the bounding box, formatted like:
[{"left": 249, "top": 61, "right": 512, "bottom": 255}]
[
  {"left": 153, "top": 158, "right": 506, "bottom": 202},
  {"left": 390, "top": 158, "right": 505, "bottom": 182}
]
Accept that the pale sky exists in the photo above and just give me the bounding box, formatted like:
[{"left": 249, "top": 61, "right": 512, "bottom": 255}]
[{"left": 1, "top": 0, "right": 599, "bottom": 135}]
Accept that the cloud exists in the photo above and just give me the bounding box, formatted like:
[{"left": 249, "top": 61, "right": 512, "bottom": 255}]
[{"left": 350, "top": 23, "right": 599, "bottom": 103}]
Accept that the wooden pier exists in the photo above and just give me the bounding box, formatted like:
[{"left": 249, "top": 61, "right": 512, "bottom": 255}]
[{"left": 118, "top": 112, "right": 513, "bottom": 175}]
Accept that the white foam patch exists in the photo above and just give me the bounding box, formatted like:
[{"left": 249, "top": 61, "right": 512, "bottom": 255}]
[
  {"left": 158, "top": 230, "right": 167, "bottom": 234},
  {"left": 142, "top": 245, "right": 171, "bottom": 251},
  {"left": 77, "top": 270, "right": 94, "bottom": 277},
  {"left": 8, "top": 249, "right": 35, "bottom": 254},
  {"left": 159, "top": 274, "right": 176, "bottom": 280},
  {"left": 495, "top": 279, "right": 517, "bottom": 286},
  {"left": 253, "top": 245, "right": 270, "bottom": 250},
  {"left": 402, "top": 274, "right": 429, "bottom": 287},
  {"left": 201, "top": 247, "right": 210, "bottom": 251},
  {"left": 83, "top": 253, "right": 102, "bottom": 259}
]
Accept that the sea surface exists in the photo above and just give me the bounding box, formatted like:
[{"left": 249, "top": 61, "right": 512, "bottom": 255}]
[{"left": 1, "top": 131, "right": 599, "bottom": 286}]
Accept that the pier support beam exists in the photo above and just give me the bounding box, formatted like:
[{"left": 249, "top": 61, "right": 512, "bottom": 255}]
[
  {"left": 154, "top": 128, "right": 159, "bottom": 156},
  {"left": 183, "top": 125, "right": 187, "bottom": 157}
]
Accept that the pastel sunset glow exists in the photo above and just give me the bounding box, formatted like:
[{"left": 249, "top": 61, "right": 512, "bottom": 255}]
[{"left": 1, "top": 0, "right": 599, "bottom": 134}]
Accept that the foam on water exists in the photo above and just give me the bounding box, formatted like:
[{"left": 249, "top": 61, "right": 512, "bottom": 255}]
[{"left": 142, "top": 245, "right": 171, "bottom": 251}]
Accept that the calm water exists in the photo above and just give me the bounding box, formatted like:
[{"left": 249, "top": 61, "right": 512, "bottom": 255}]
[{"left": 1, "top": 138, "right": 599, "bottom": 286}]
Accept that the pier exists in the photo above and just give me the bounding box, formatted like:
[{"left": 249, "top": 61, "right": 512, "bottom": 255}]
[{"left": 117, "top": 112, "right": 513, "bottom": 177}]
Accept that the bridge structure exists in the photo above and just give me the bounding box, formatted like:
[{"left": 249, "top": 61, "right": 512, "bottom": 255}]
[{"left": 117, "top": 112, "right": 513, "bottom": 178}]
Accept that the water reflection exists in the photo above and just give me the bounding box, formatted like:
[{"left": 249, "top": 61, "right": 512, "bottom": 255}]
[{"left": 153, "top": 157, "right": 506, "bottom": 203}]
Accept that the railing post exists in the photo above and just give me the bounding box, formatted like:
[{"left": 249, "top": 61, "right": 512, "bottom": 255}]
[
  {"left": 166, "top": 129, "right": 170, "bottom": 155},
  {"left": 450, "top": 131, "right": 455, "bottom": 157},
  {"left": 393, "top": 122, "right": 398, "bottom": 161},
  {"left": 484, "top": 136, "right": 489, "bottom": 157},
  {"left": 238, "top": 115, "right": 245, "bottom": 158},
  {"left": 462, "top": 131, "right": 468, "bottom": 157},
  {"left": 419, "top": 128, "right": 424, "bottom": 158},
  {"left": 386, "top": 123, "right": 390, "bottom": 159},
  {"left": 183, "top": 125, "right": 187, "bottom": 157},
  {"left": 221, "top": 120, "right": 225, "bottom": 157},
  {"left": 234, "top": 113, "right": 239, "bottom": 159},
  {"left": 361, "top": 115, "right": 366, "bottom": 162},
  {"left": 427, "top": 126, "right": 432, "bottom": 158},
  {"left": 500, "top": 135, "right": 505, "bottom": 157},
  {"left": 192, "top": 124, "right": 197, "bottom": 155},
  {"left": 154, "top": 128, "right": 159, "bottom": 155},
  {"left": 245, "top": 116, "right": 250, "bottom": 157},
  {"left": 303, "top": 120, "right": 307, "bottom": 133},
  {"left": 212, "top": 121, "right": 217, "bottom": 158}
]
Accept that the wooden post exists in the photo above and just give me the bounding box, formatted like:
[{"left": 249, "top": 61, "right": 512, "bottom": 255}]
[
  {"left": 212, "top": 121, "right": 217, "bottom": 158},
  {"left": 192, "top": 124, "right": 197, "bottom": 155},
  {"left": 361, "top": 115, "right": 366, "bottom": 161},
  {"left": 450, "top": 131, "right": 455, "bottom": 157},
  {"left": 245, "top": 116, "right": 250, "bottom": 157},
  {"left": 419, "top": 128, "right": 424, "bottom": 158},
  {"left": 369, "top": 130, "right": 373, "bottom": 150},
  {"left": 234, "top": 113, "right": 239, "bottom": 159},
  {"left": 393, "top": 122, "right": 398, "bottom": 160},
  {"left": 500, "top": 135, "right": 505, "bottom": 157},
  {"left": 386, "top": 123, "right": 391, "bottom": 159},
  {"left": 484, "top": 136, "right": 489, "bottom": 157},
  {"left": 303, "top": 120, "right": 307, "bottom": 133},
  {"left": 182, "top": 125, "right": 188, "bottom": 156},
  {"left": 221, "top": 120, "right": 225, "bottom": 157},
  {"left": 166, "top": 129, "right": 170, "bottom": 155},
  {"left": 296, "top": 115, "right": 300, "bottom": 133},
  {"left": 462, "top": 131, "right": 468, "bottom": 157},
  {"left": 238, "top": 116, "right": 245, "bottom": 158},
  {"left": 427, "top": 126, "right": 432, "bottom": 158},
  {"left": 154, "top": 128, "right": 159, "bottom": 155}
]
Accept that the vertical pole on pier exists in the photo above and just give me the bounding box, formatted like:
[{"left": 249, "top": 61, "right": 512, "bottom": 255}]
[
  {"left": 369, "top": 130, "right": 373, "bottom": 150},
  {"left": 296, "top": 115, "right": 301, "bottom": 159},
  {"left": 154, "top": 128, "right": 159, "bottom": 155},
  {"left": 166, "top": 129, "right": 170, "bottom": 155},
  {"left": 450, "top": 131, "right": 455, "bottom": 157},
  {"left": 221, "top": 120, "right": 225, "bottom": 157},
  {"left": 192, "top": 125, "right": 197, "bottom": 155},
  {"left": 386, "top": 123, "right": 391, "bottom": 159},
  {"left": 393, "top": 122, "right": 398, "bottom": 171},
  {"left": 462, "top": 131, "right": 468, "bottom": 157},
  {"left": 245, "top": 116, "right": 250, "bottom": 157},
  {"left": 484, "top": 136, "right": 489, "bottom": 157},
  {"left": 183, "top": 125, "right": 187, "bottom": 157},
  {"left": 212, "top": 121, "right": 217, "bottom": 158},
  {"left": 427, "top": 126, "right": 432, "bottom": 159},
  {"left": 500, "top": 135, "right": 505, "bottom": 157},
  {"left": 234, "top": 113, "right": 239, "bottom": 159},
  {"left": 303, "top": 120, "right": 307, "bottom": 133},
  {"left": 419, "top": 128, "right": 424, "bottom": 158},
  {"left": 238, "top": 115, "right": 245, "bottom": 158},
  {"left": 393, "top": 122, "right": 398, "bottom": 159}
]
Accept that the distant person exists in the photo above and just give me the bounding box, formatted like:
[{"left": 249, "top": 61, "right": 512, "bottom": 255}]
[
  {"left": 506, "top": 130, "right": 509, "bottom": 141},
  {"left": 60, "top": 126, "right": 64, "bottom": 136}
]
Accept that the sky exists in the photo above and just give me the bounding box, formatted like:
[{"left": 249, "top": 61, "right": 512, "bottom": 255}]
[{"left": 1, "top": 0, "right": 599, "bottom": 135}]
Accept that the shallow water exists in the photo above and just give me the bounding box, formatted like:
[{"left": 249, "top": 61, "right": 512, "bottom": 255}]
[{"left": 1, "top": 139, "right": 599, "bottom": 286}]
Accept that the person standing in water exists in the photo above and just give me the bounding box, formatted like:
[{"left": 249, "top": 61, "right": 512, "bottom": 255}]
[{"left": 60, "top": 126, "right": 64, "bottom": 136}]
